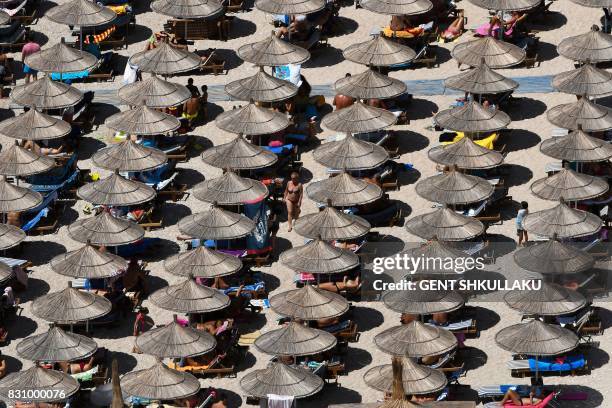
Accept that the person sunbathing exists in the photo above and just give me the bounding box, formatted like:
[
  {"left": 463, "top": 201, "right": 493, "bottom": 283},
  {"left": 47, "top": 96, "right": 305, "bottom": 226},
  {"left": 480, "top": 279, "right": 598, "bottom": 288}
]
[
  {"left": 276, "top": 15, "right": 313, "bottom": 42},
  {"left": 499, "top": 386, "right": 543, "bottom": 406},
  {"left": 0, "top": 351, "right": 6, "bottom": 378},
  {"left": 412, "top": 393, "right": 437, "bottom": 402},
  {"left": 318, "top": 276, "right": 360, "bottom": 294},
  {"left": 316, "top": 316, "right": 340, "bottom": 328},
  {"left": 15, "top": 403, "right": 63, "bottom": 408},
  {"left": 441, "top": 10, "right": 465, "bottom": 40},
  {"left": 431, "top": 312, "right": 449, "bottom": 326},
  {"left": 400, "top": 313, "right": 418, "bottom": 324},
  {"left": 6, "top": 211, "right": 20, "bottom": 227},
  {"left": 58, "top": 356, "right": 95, "bottom": 374},
  {"left": 22, "top": 140, "right": 64, "bottom": 156},
  {"left": 420, "top": 354, "right": 442, "bottom": 365},
  {"left": 175, "top": 394, "right": 201, "bottom": 408},
  {"left": 389, "top": 15, "right": 412, "bottom": 31},
  {"left": 210, "top": 393, "right": 229, "bottom": 408}
]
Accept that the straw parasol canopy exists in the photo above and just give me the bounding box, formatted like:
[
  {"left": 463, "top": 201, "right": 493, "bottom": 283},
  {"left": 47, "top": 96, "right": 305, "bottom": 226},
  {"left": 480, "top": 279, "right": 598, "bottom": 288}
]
[
  {"left": 444, "top": 59, "right": 519, "bottom": 94},
  {"left": 364, "top": 358, "right": 447, "bottom": 395},
  {"left": 334, "top": 69, "right": 407, "bottom": 100},
  {"left": 313, "top": 134, "right": 389, "bottom": 170},
  {"left": 0, "top": 261, "right": 13, "bottom": 283},
  {"left": 215, "top": 103, "right": 290, "bottom": 136},
  {"left": 118, "top": 76, "right": 192, "bottom": 108},
  {"left": 495, "top": 320, "right": 579, "bottom": 356},
  {"left": 240, "top": 362, "right": 324, "bottom": 399},
  {"left": 321, "top": 101, "right": 397, "bottom": 134},
  {"left": 270, "top": 284, "right": 350, "bottom": 320},
  {"left": 255, "top": 0, "right": 325, "bottom": 15},
  {"left": 409, "top": 239, "right": 474, "bottom": 275},
  {"left": 237, "top": 32, "right": 310, "bottom": 66},
  {"left": 105, "top": 105, "right": 181, "bottom": 136},
  {"left": 254, "top": 322, "right": 337, "bottom": 356},
  {"left": 225, "top": 67, "right": 298, "bottom": 102},
  {"left": 467, "top": 0, "right": 540, "bottom": 11},
  {"left": 0, "top": 10, "right": 9, "bottom": 25},
  {"left": 128, "top": 41, "right": 202, "bottom": 75},
  {"left": 0, "top": 143, "right": 55, "bottom": 176},
  {"left": 178, "top": 204, "right": 256, "bottom": 240},
  {"left": 514, "top": 237, "right": 596, "bottom": 274},
  {"left": 149, "top": 277, "right": 231, "bottom": 313},
  {"left": 50, "top": 243, "right": 127, "bottom": 279},
  {"left": 46, "top": 0, "right": 117, "bottom": 27},
  {"left": 504, "top": 282, "right": 587, "bottom": 316},
  {"left": 558, "top": 26, "right": 612, "bottom": 62},
  {"left": 279, "top": 238, "right": 360, "bottom": 274},
  {"left": 452, "top": 37, "right": 526, "bottom": 68},
  {"left": 343, "top": 36, "right": 416, "bottom": 67},
  {"left": 530, "top": 168, "right": 609, "bottom": 201},
  {"left": 201, "top": 134, "right": 278, "bottom": 170},
  {"left": 374, "top": 321, "right": 458, "bottom": 357},
  {"left": 306, "top": 172, "right": 383, "bottom": 206},
  {"left": 0, "top": 177, "right": 43, "bottom": 213},
  {"left": 121, "top": 361, "right": 200, "bottom": 400},
  {"left": 547, "top": 98, "right": 612, "bottom": 131},
  {"left": 193, "top": 171, "right": 268, "bottom": 205},
  {"left": 32, "top": 282, "right": 112, "bottom": 323},
  {"left": 0, "top": 223, "right": 26, "bottom": 250},
  {"left": 552, "top": 64, "right": 612, "bottom": 97},
  {"left": 360, "top": 0, "right": 433, "bottom": 15},
  {"left": 415, "top": 168, "right": 494, "bottom": 205},
  {"left": 77, "top": 171, "right": 156, "bottom": 206},
  {"left": 68, "top": 211, "right": 145, "bottom": 246},
  {"left": 151, "top": 0, "right": 224, "bottom": 18},
  {"left": 540, "top": 126, "right": 612, "bottom": 162},
  {"left": 135, "top": 316, "right": 217, "bottom": 358},
  {"left": 92, "top": 140, "right": 168, "bottom": 172},
  {"left": 428, "top": 137, "right": 503, "bottom": 169},
  {"left": 405, "top": 207, "right": 485, "bottom": 241},
  {"left": 10, "top": 76, "right": 83, "bottom": 109},
  {"left": 16, "top": 326, "right": 97, "bottom": 362},
  {"left": 434, "top": 101, "right": 511, "bottom": 133},
  {"left": 294, "top": 205, "right": 371, "bottom": 240},
  {"left": 522, "top": 199, "right": 602, "bottom": 238},
  {"left": 0, "top": 366, "right": 79, "bottom": 402},
  {"left": 382, "top": 288, "right": 465, "bottom": 314},
  {"left": 0, "top": 109, "right": 71, "bottom": 141},
  {"left": 164, "top": 246, "right": 243, "bottom": 278},
  {"left": 570, "top": 0, "right": 612, "bottom": 6},
  {"left": 24, "top": 39, "right": 97, "bottom": 74}
]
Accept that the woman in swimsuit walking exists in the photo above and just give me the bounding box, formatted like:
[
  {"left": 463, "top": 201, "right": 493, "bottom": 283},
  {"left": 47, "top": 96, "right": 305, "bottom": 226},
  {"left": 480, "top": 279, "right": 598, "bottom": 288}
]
[{"left": 284, "top": 171, "right": 303, "bottom": 232}]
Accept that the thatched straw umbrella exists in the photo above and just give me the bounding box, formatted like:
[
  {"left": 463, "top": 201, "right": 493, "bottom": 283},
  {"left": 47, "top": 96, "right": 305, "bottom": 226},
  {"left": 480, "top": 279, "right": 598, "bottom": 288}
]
[
  {"left": 68, "top": 211, "right": 145, "bottom": 246},
  {"left": 406, "top": 208, "right": 484, "bottom": 241},
  {"left": 270, "top": 284, "right": 350, "bottom": 320},
  {"left": 294, "top": 205, "right": 371, "bottom": 240},
  {"left": 0, "top": 11, "right": 9, "bottom": 25},
  {"left": 382, "top": 287, "right": 465, "bottom": 314},
  {"left": 321, "top": 101, "right": 397, "bottom": 134},
  {"left": 254, "top": 322, "right": 337, "bottom": 356},
  {"left": 255, "top": 0, "right": 325, "bottom": 15},
  {"left": 452, "top": 37, "right": 526, "bottom": 68},
  {"left": 46, "top": 0, "right": 116, "bottom": 27},
  {"left": 434, "top": 101, "right": 511, "bottom": 133},
  {"left": 570, "top": 0, "right": 612, "bottom": 6},
  {"left": 151, "top": 0, "right": 224, "bottom": 18},
  {"left": 215, "top": 102, "right": 290, "bottom": 135},
  {"left": 164, "top": 246, "right": 243, "bottom": 278},
  {"left": 128, "top": 41, "right": 202, "bottom": 75},
  {"left": 444, "top": 59, "right": 519, "bottom": 94},
  {"left": 149, "top": 276, "right": 231, "bottom": 313},
  {"left": 17, "top": 326, "right": 97, "bottom": 362},
  {"left": 225, "top": 67, "right": 298, "bottom": 102},
  {"left": 24, "top": 38, "right": 97, "bottom": 74},
  {"left": 364, "top": 357, "right": 447, "bottom": 394},
  {"left": 343, "top": 36, "right": 416, "bottom": 67},
  {"left": 552, "top": 63, "right": 612, "bottom": 97},
  {"left": 237, "top": 32, "right": 310, "bottom": 66},
  {"left": 408, "top": 239, "right": 474, "bottom": 275},
  {"left": 0, "top": 143, "right": 55, "bottom": 176},
  {"left": 522, "top": 198, "right": 602, "bottom": 238},
  {"left": 360, "top": 0, "right": 433, "bottom": 15},
  {"left": 0, "top": 365, "right": 79, "bottom": 402},
  {"left": 540, "top": 125, "right": 612, "bottom": 162},
  {"left": 504, "top": 282, "right": 587, "bottom": 316},
  {"left": 0, "top": 177, "right": 43, "bottom": 213},
  {"left": 50, "top": 243, "right": 127, "bottom": 279},
  {"left": 313, "top": 134, "right": 389, "bottom": 170},
  {"left": 558, "top": 26, "right": 612, "bottom": 62},
  {"left": 77, "top": 171, "right": 156, "bottom": 206},
  {"left": 240, "top": 362, "right": 324, "bottom": 399},
  {"left": 178, "top": 204, "right": 256, "bottom": 240},
  {"left": 468, "top": 0, "right": 539, "bottom": 10},
  {"left": 530, "top": 168, "right": 609, "bottom": 201},
  {"left": 428, "top": 136, "right": 503, "bottom": 170},
  {"left": 514, "top": 237, "right": 595, "bottom": 275},
  {"left": 334, "top": 68, "right": 408, "bottom": 99},
  {"left": 547, "top": 98, "right": 612, "bottom": 131},
  {"left": 135, "top": 315, "right": 217, "bottom": 358},
  {"left": 105, "top": 106, "right": 181, "bottom": 135},
  {"left": 32, "top": 282, "right": 112, "bottom": 324},
  {"left": 306, "top": 172, "right": 383, "bottom": 206},
  {"left": 415, "top": 168, "right": 494, "bottom": 205},
  {"left": 0, "top": 262, "right": 12, "bottom": 284},
  {"left": 375, "top": 321, "right": 458, "bottom": 357},
  {"left": 193, "top": 171, "right": 268, "bottom": 205},
  {"left": 0, "top": 109, "right": 71, "bottom": 141},
  {"left": 0, "top": 223, "right": 26, "bottom": 250},
  {"left": 279, "top": 238, "right": 360, "bottom": 274},
  {"left": 201, "top": 134, "right": 278, "bottom": 170},
  {"left": 118, "top": 76, "right": 192, "bottom": 108},
  {"left": 121, "top": 361, "right": 200, "bottom": 400},
  {"left": 10, "top": 76, "right": 83, "bottom": 109},
  {"left": 92, "top": 140, "right": 167, "bottom": 172}
]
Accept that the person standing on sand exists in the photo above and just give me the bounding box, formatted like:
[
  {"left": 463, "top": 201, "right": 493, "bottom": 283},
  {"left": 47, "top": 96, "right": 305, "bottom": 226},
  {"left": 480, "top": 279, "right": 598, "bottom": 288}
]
[
  {"left": 182, "top": 91, "right": 200, "bottom": 129},
  {"left": 22, "top": 40, "right": 40, "bottom": 84},
  {"left": 516, "top": 201, "right": 528, "bottom": 246},
  {"left": 283, "top": 171, "right": 303, "bottom": 232}
]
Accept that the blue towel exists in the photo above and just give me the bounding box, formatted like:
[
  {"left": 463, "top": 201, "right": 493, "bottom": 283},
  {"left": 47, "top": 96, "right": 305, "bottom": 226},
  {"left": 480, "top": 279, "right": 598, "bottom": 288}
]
[
  {"left": 224, "top": 282, "right": 265, "bottom": 295},
  {"left": 21, "top": 207, "right": 49, "bottom": 232},
  {"left": 528, "top": 355, "right": 585, "bottom": 372},
  {"left": 50, "top": 70, "right": 90, "bottom": 81},
  {"left": 263, "top": 144, "right": 294, "bottom": 154},
  {"left": 30, "top": 169, "right": 79, "bottom": 192}
]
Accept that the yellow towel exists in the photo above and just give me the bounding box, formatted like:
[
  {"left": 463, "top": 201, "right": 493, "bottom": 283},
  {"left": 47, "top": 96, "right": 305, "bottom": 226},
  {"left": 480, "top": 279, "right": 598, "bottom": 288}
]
[
  {"left": 238, "top": 330, "right": 261, "bottom": 346},
  {"left": 382, "top": 26, "right": 423, "bottom": 38},
  {"left": 441, "top": 132, "right": 497, "bottom": 150}
]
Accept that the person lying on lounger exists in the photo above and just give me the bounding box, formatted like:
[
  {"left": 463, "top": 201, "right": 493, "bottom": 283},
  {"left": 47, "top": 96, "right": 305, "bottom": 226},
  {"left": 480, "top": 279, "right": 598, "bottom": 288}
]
[
  {"left": 58, "top": 356, "right": 95, "bottom": 374},
  {"left": 318, "top": 276, "right": 360, "bottom": 294},
  {"left": 22, "top": 140, "right": 64, "bottom": 156},
  {"left": 499, "top": 386, "right": 543, "bottom": 406}
]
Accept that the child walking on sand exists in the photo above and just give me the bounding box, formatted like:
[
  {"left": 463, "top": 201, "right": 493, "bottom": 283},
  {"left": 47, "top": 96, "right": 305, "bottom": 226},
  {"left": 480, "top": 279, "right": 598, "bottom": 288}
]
[{"left": 516, "top": 201, "right": 529, "bottom": 246}]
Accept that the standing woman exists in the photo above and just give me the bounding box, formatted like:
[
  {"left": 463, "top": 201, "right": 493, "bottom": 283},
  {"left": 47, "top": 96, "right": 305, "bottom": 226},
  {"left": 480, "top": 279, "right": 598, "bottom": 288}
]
[{"left": 284, "top": 171, "right": 303, "bottom": 232}]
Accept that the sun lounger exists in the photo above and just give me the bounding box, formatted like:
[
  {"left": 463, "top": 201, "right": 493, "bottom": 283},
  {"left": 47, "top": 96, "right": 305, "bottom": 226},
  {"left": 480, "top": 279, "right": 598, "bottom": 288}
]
[
  {"left": 164, "top": 17, "right": 232, "bottom": 41},
  {"left": 0, "top": 22, "right": 25, "bottom": 50},
  {"left": 321, "top": 320, "right": 359, "bottom": 342},
  {"left": 507, "top": 355, "right": 588, "bottom": 377},
  {"left": 358, "top": 201, "right": 402, "bottom": 227},
  {"left": 71, "top": 365, "right": 99, "bottom": 382},
  {"left": 21, "top": 190, "right": 60, "bottom": 235}
]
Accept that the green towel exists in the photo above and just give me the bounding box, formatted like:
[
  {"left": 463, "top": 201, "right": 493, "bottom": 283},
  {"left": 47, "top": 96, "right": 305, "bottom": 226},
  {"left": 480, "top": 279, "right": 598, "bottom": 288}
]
[{"left": 71, "top": 365, "right": 99, "bottom": 381}]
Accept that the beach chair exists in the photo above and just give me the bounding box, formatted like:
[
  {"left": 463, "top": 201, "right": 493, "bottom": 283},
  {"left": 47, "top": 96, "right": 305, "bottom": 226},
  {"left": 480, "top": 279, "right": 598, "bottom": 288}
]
[
  {"left": 138, "top": 205, "right": 164, "bottom": 231},
  {"left": 321, "top": 320, "right": 359, "bottom": 342},
  {"left": 198, "top": 49, "right": 227, "bottom": 75},
  {"left": 164, "top": 17, "right": 232, "bottom": 41},
  {"left": 507, "top": 355, "right": 589, "bottom": 377},
  {"left": 0, "top": 22, "right": 27, "bottom": 51}
]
